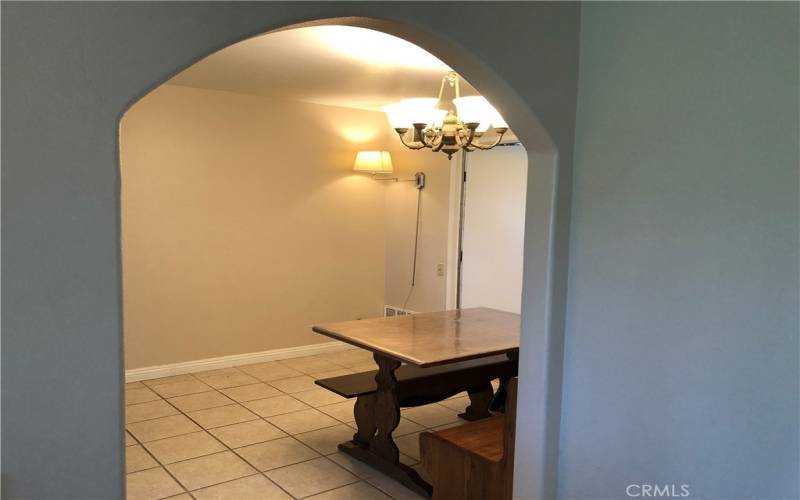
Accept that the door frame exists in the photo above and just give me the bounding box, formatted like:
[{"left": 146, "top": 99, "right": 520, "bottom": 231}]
[
  {"left": 445, "top": 150, "right": 465, "bottom": 310},
  {"left": 445, "top": 144, "right": 527, "bottom": 311}
]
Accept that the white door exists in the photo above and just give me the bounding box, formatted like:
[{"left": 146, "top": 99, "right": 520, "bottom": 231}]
[{"left": 459, "top": 145, "right": 528, "bottom": 313}]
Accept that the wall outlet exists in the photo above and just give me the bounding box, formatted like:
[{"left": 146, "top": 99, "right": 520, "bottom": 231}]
[{"left": 436, "top": 263, "right": 445, "bottom": 276}]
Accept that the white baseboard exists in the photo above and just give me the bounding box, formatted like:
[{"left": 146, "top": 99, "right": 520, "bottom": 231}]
[{"left": 125, "top": 341, "right": 355, "bottom": 383}]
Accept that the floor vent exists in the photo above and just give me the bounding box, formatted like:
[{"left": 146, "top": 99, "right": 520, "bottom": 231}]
[{"left": 384, "top": 305, "right": 416, "bottom": 317}]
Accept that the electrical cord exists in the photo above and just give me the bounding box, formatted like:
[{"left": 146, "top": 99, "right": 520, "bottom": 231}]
[{"left": 402, "top": 187, "right": 423, "bottom": 311}]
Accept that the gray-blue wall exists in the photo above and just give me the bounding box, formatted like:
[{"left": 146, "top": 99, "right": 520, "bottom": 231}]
[
  {"left": 1, "top": 2, "right": 579, "bottom": 498},
  {"left": 560, "top": 3, "right": 799, "bottom": 499},
  {"left": 2, "top": 2, "right": 797, "bottom": 499}
]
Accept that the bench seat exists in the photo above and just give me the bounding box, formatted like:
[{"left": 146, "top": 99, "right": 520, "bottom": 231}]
[
  {"left": 427, "top": 415, "right": 505, "bottom": 462},
  {"left": 420, "top": 378, "right": 518, "bottom": 500},
  {"left": 315, "top": 353, "right": 516, "bottom": 408}
]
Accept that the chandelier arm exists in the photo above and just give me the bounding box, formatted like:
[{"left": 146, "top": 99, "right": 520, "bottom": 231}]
[
  {"left": 397, "top": 132, "right": 428, "bottom": 150},
  {"left": 421, "top": 132, "right": 438, "bottom": 149},
  {"left": 459, "top": 127, "right": 478, "bottom": 149},
  {"left": 470, "top": 129, "right": 508, "bottom": 150},
  {"left": 453, "top": 129, "right": 465, "bottom": 148},
  {"left": 430, "top": 134, "right": 445, "bottom": 152}
]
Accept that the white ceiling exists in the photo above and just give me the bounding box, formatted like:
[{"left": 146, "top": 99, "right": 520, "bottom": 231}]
[{"left": 168, "top": 26, "right": 481, "bottom": 112}]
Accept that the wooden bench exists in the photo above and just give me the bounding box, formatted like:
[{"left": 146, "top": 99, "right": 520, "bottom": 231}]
[
  {"left": 315, "top": 354, "right": 517, "bottom": 420},
  {"left": 419, "top": 377, "right": 518, "bottom": 500}
]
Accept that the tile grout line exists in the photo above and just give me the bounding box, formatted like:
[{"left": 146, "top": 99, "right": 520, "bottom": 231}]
[
  {"left": 257, "top": 442, "right": 363, "bottom": 499},
  {"left": 273, "top": 353, "right": 420, "bottom": 499},
  {"left": 267, "top": 357, "right": 417, "bottom": 499},
  {"left": 129, "top": 435, "right": 192, "bottom": 498},
  {"left": 128, "top": 371, "right": 261, "bottom": 498},
  {"left": 129, "top": 371, "right": 304, "bottom": 429},
  {"left": 224, "top": 368, "right": 371, "bottom": 495},
  {"left": 164, "top": 395, "right": 299, "bottom": 499},
  {"left": 125, "top": 354, "right": 430, "bottom": 499},
  {"left": 133, "top": 381, "right": 200, "bottom": 497},
  {"left": 162, "top": 372, "right": 353, "bottom": 499},
  {"left": 228, "top": 360, "right": 377, "bottom": 498}
]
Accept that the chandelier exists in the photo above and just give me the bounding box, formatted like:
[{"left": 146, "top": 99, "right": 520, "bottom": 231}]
[{"left": 383, "top": 72, "right": 509, "bottom": 159}]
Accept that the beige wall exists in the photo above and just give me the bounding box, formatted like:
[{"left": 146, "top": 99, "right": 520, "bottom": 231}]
[
  {"left": 384, "top": 151, "right": 451, "bottom": 312},
  {"left": 121, "top": 84, "right": 450, "bottom": 369}
]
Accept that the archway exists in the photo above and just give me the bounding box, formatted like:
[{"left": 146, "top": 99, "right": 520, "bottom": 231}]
[{"left": 119, "top": 16, "right": 566, "bottom": 499}]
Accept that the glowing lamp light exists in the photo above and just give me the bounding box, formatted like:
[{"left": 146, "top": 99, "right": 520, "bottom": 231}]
[
  {"left": 353, "top": 151, "right": 394, "bottom": 174},
  {"left": 400, "top": 98, "right": 445, "bottom": 128},
  {"left": 385, "top": 99, "right": 447, "bottom": 131},
  {"left": 383, "top": 103, "right": 411, "bottom": 130},
  {"left": 489, "top": 107, "right": 509, "bottom": 129},
  {"left": 453, "top": 96, "right": 496, "bottom": 132}
]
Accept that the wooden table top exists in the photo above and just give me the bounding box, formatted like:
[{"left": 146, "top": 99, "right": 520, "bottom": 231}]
[{"left": 312, "top": 307, "right": 520, "bottom": 367}]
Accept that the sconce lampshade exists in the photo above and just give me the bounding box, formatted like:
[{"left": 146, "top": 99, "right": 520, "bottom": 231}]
[{"left": 353, "top": 151, "right": 394, "bottom": 174}]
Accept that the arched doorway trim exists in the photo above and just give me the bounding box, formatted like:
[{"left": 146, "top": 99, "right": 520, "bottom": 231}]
[{"left": 118, "top": 16, "right": 567, "bottom": 499}]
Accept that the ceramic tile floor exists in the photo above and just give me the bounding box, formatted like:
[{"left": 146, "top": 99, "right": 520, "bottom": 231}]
[{"left": 126, "top": 348, "right": 490, "bottom": 500}]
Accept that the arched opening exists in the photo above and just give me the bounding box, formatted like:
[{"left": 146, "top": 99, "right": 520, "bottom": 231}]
[{"left": 119, "top": 17, "right": 561, "bottom": 499}]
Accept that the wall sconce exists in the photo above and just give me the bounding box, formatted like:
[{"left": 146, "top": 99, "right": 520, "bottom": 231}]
[{"left": 353, "top": 150, "right": 425, "bottom": 189}]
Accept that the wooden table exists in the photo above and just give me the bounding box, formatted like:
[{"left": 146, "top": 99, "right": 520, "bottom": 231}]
[{"left": 312, "top": 307, "right": 520, "bottom": 498}]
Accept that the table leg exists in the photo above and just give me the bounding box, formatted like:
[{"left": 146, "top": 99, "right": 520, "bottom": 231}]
[
  {"left": 491, "top": 350, "right": 519, "bottom": 412},
  {"left": 460, "top": 382, "right": 494, "bottom": 421},
  {"left": 490, "top": 376, "right": 511, "bottom": 412},
  {"left": 352, "top": 394, "right": 376, "bottom": 447},
  {"left": 338, "top": 353, "right": 433, "bottom": 498},
  {"left": 371, "top": 355, "right": 401, "bottom": 460}
]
